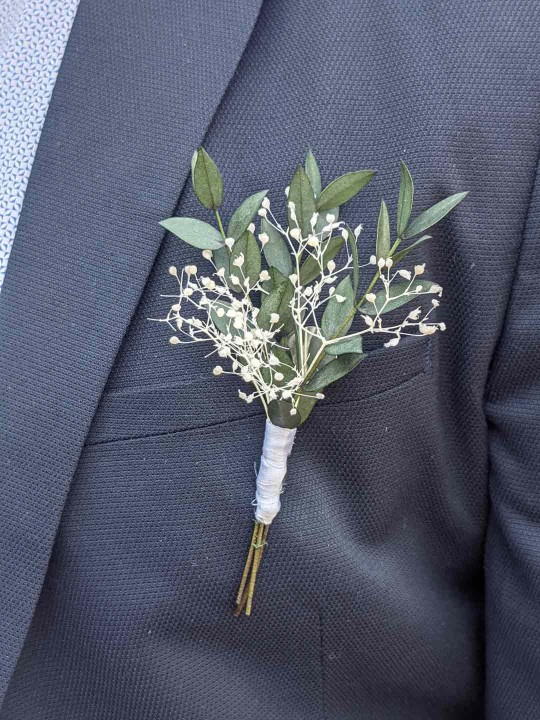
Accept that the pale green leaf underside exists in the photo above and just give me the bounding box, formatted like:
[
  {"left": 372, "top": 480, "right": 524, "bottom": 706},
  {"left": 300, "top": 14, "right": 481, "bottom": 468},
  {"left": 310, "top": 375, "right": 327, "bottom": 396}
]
[{"left": 159, "top": 217, "right": 224, "bottom": 249}]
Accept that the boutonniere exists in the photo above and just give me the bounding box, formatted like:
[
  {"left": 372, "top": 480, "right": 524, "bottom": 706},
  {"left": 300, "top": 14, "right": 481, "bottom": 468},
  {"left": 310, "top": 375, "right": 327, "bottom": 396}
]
[{"left": 156, "top": 148, "right": 467, "bottom": 616}]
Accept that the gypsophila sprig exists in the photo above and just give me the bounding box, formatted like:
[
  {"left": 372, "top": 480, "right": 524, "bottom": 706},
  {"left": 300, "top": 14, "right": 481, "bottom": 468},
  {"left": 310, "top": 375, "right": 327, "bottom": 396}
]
[{"left": 153, "top": 148, "right": 467, "bottom": 616}]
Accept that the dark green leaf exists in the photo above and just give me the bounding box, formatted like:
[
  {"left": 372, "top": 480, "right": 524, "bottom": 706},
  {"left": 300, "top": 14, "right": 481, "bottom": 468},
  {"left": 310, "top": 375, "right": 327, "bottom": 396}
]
[
  {"left": 304, "top": 352, "right": 365, "bottom": 392},
  {"left": 397, "top": 161, "right": 414, "bottom": 237},
  {"left": 211, "top": 246, "right": 230, "bottom": 280},
  {"left": 257, "top": 279, "right": 294, "bottom": 332},
  {"left": 376, "top": 199, "right": 390, "bottom": 259},
  {"left": 391, "top": 236, "right": 431, "bottom": 265},
  {"left": 299, "top": 235, "right": 344, "bottom": 285},
  {"left": 325, "top": 334, "right": 363, "bottom": 355},
  {"left": 317, "top": 170, "right": 376, "bottom": 212},
  {"left": 296, "top": 394, "right": 318, "bottom": 424},
  {"left": 403, "top": 191, "right": 468, "bottom": 239},
  {"left": 192, "top": 147, "right": 223, "bottom": 210},
  {"left": 288, "top": 165, "right": 316, "bottom": 238},
  {"left": 261, "top": 217, "right": 293, "bottom": 276},
  {"left": 305, "top": 150, "right": 322, "bottom": 196},
  {"left": 229, "top": 231, "right": 261, "bottom": 288},
  {"left": 268, "top": 399, "right": 302, "bottom": 429},
  {"left": 261, "top": 266, "right": 287, "bottom": 294},
  {"left": 321, "top": 275, "right": 354, "bottom": 339},
  {"left": 159, "top": 217, "right": 224, "bottom": 249},
  {"left": 227, "top": 189, "right": 268, "bottom": 240},
  {"left": 360, "top": 278, "right": 437, "bottom": 315}
]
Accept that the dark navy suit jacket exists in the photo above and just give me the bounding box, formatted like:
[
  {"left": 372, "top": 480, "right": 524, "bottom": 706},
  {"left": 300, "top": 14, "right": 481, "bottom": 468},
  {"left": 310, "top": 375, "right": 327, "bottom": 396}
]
[{"left": 1, "top": 1, "right": 539, "bottom": 718}]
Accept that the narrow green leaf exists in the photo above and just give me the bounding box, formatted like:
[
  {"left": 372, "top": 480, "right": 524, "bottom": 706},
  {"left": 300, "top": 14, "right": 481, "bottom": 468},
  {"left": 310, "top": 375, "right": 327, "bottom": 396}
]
[
  {"left": 360, "top": 279, "right": 437, "bottom": 315},
  {"left": 268, "top": 399, "right": 302, "bottom": 429},
  {"left": 261, "top": 217, "right": 293, "bottom": 277},
  {"left": 211, "top": 246, "right": 230, "bottom": 280},
  {"left": 403, "top": 191, "right": 468, "bottom": 239},
  {"left": 305, "top": 150, "right": 322, "bottom": 196},
  {"left": 397, "top": 161, "right": 414, "bottom": 237},
  {"left": 321, "top": 275, "right": 354, "bottom": 339},
  {"left": 296, "top": 394, "right": 318, "bottom": 424},
  {"left": 317, "top": 170, "right": 376, "bottom": 212},
  {"left": 229, "top": 231, "right": 261, "bottom": 288},
  {"left": 376, "top": 199, "right": 390, "bottom": 259},
  {"left": 391, "top": 236, "right": 431, "bottom": 265},
  {"left": 227, "top": 189, "right": 268, "bottom": 240},
  {"left": 343, "top": 224, "right": 359, "bottom": 295},
  {"left": 299, "top": 235, "right": 344, "bottom": 285},
  {"left": 257, "top": 279, "right": 294, "bottom": 332},
  {"left": 192, "top": 147, "right": 223, "bottom": 210},
  {"left": 159, "top": 217, "right": 224, "bottom": 250},
  {"left": 288, "top": 165, "right": 316, "bottom": 238},
  {"left": 304, "top": 352, "right": 365, "bottom": 392},
  {"left": 325, "top": 334, "right": 363, "bottom": 355}
]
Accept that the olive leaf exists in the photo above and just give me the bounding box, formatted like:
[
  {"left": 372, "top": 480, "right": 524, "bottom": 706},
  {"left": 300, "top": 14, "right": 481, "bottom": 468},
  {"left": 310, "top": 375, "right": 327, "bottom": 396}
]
[
  {"left": 288, "top": 165, "right": 316, "bottom": 238},
  {"left": 304, "top": 352, "right": 364, "bottom": 392},
  {"left": 257, "top": 279, "right": 294, "bottom": 332},
  {"left": 391, "top": 236, "right": 431, "bottom": 265},
  {"left": 192, "top": 147, "right": 223, "bottom": 210},
  {"left": 403, "top": 191, "right": 468, "bottom": 239},
  {"left": 159, "top": 217, "right": 224, "bottom": 250},
  {"left": 268, "top": 399, "right": 302, "bottom": 429},
  {"left": 321, "top": 275, "right": 354, "bottom": 339},
  {"left": 230, "top": 230, "right": 261, "bottom": 288},
  {"left": 299, "top": 235, "right": 344, "bottom": 285},
  {"left": 376, "top": 199, "right": 390, "bottom": 259},
  {"left": 316, "top": 170, "right": 376, "bottom": 212},
  {"left": 261, "top": 217, "right": 293, "bottom": 277},
  {"left": 360, "top": 278, "right": 436, "bottom": 315},
  {"left": 227, "top": 189, "right": 268, "bottom": 240},
  {"left": 397, "top": 161, "right": 414, "bottom": 237},
  {"left": 325, "top": 334, "right": 363, "bottom": 356},
  {"left": 305, "top": 150, "right": 322, "bottom": 197}
]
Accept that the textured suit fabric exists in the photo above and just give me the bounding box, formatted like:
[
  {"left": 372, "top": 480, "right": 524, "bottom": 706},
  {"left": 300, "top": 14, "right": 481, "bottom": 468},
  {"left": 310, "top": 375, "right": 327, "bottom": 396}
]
[{"left": 1, "top": 1, "right": 540, "bottom": 718}]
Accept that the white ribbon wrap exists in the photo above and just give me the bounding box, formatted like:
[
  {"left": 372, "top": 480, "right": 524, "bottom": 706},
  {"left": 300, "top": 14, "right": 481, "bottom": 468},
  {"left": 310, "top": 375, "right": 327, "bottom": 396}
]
[{"left": 254, "top": 419, "right": 297, "bottom": 525}]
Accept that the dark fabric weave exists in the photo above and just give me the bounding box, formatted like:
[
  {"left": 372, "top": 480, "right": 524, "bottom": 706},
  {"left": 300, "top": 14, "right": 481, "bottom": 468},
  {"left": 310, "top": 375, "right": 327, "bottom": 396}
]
[{"left": 1, "top": 0, "right": 540, "bottom": 718}]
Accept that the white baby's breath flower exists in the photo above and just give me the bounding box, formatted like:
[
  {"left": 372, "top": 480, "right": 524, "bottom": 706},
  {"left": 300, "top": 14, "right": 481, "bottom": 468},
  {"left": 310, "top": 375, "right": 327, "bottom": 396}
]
[
  {"left": 259, "top": 232, "right": 269, "bottom": 246},
  {"left": 202, "top": 249, "right": 213, "bottom": 260},
  {"left": 225, "top": 237, "right": 235, "bottom": 249},
  {"left": 365, "top": 293, "right": 377, "bottom": 303}
]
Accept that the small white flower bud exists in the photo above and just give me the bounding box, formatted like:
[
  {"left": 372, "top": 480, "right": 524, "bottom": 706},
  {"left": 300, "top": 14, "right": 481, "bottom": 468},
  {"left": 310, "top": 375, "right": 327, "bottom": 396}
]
[
  {"left": 415, "top": 285, "right": 424, "bottom": 292},
  {"left": 429, "top": 284, "right": 443, "bottom": 295},
  {"left": 169, "top": 336, "right": 180, "bottom": 345},
  {"left": 341, "top": 228, "right": 348, "bottom": 240},
  {"left": 335, "top": 294, "right": 346, "bottom": 303},
  {"left": 326, "top": 213, "right": 336, "bottom": 223},
  {"left": 419, "top": 324, "right": 437, "bottom": 335},
  {"left": 385, "top": 258, "right": 393, "bottom": 268},
  {"left": 365, "top": 293, "right": 376, "bottom": 303},
  {"left": 216, "top": 267, "right": 226, "bottom": 277},
  {"left": 384, "top": 337, "right": 400, "bottom": 348},
  {"left": 284, "top": 186, "right": 290, "bottom": 197},
  {"left": 431, "top": 299, "right": 440, "bottom": 307},
  {"left": 230, "top": 274, "right": 241, "bottom": 285},
  {"left": 310, "top": 212, "right": 319, "bottom": 227},
  {"left": 282, "top": 390, "right": 292, "bottom": 400},
  {"left": 327, "top": 260, "right": 336, "bottom": 272},
  {"left": 259, "top": 232, "right": 269, "bottom": 246},
  {"left": 378, "top": 258, "right": 385, "bottom": 269},
  {"left": 232, "top": 253, "right": 245, "bottom": 267},
  {"left": 262, "top": 196, "right": 270, "bottom": 210},
  {"left": 290, "top": 228, "right": 301, "bottom": 240},
  {"left": 185, "top": 264, "right": 197, "bottom": 275},
  {"left": 354, "top": 224, "right": 363, "bottom": 238},
  {"left": 307, "top": 236, "right": 319, "bottom": 247},
  {"left": 168, "top": 265, "right": 178, "bottom": 276},
  {"left": 270, "top": 312, "right": 280, "bottom": 324},
  {"left": 398, "top": 269, "right": 411, "bottom": 280},
  {"left": 414, "top": 263, "right": 425, "bottom": 275},
  {"left": 288, "top": 273, "right": 298, "bottom": 284},
  {"left": 213, "top": 365, "right": 224, "bottom": 375},
  {"left": 183, "top": 288, "right": 193, "bottom": 297},
  {"left": 316, "top": 393, "right": 325, "bottom": 400},
  {"left": 259, "top": 270, "right": 270, "bottom": 281},
  {"left": 439, "top": 322, "right": 447, "bottom": 331},
  {"left": 257, "top": 208, "right": 267, "bottom": 218},
  {"left": 290, "top": 408, "right": 298, "bottom": 416},
  {"left": 363, "top": 315, "right": 374, "bottom": 327},
  {"left": 274, "top": 372, "right": 284, "bottom": 381},
  {"left": 202, "top": 249, "right": 213, "bottom": 260},
  {"left": 225, "top": 237, "right": 235, "bottom": 249},
  {"left": 369, "top": 255, "right": 377, "bottom": 265},
  {"left": 248, "top": 222, "right": 256, "bottom": 233}
]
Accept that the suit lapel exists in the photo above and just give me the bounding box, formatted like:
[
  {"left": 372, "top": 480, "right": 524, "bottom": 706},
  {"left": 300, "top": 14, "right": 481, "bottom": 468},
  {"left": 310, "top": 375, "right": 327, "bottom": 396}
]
[{"left": 0, "top": 0, "right": 262, "bottom": 698}]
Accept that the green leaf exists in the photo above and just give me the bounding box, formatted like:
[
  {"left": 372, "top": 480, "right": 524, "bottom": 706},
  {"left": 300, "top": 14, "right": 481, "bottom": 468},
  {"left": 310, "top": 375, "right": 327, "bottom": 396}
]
[
  {"left": 403, "top": 191, "right": 468, "bottom": 239},
  {"left": 268, "top": 399, "right": 302, "bottom": 429},
  {"left": 325, "top": 334, "right": 363, "bottom": 356},
  {"left": 299, "top": 235, "right": 344, "bottom": 285},
  {"left": 360, "top": 278, "right": 437, "bottom": 315},
  {"left": 159, "top": 217, "right": 224, "bottom": 249},
  {"left": 257, "top": 279, "right": 294, "bottom": 332},
  {"left": 261, "top": 266, "right": 287, "bottom": 294},
  {"left": 211, "top": 246, "right": 230, "bottom": 280},
  {"left": 397, "top": 161, "right": 414, "bottom": 237},
  {"left": 261, "top": 217, "right": 293, "bottom": 277},
  {"left": 391, "top": 236, "right": 431, "bottom": 265},
  {"left": 227, "top": 189, "right": 268, "bottom": 240},
  {"left": 288, "top": 165, "right": 316, "bottom": 238},
  {"left": 229, "top": 231, "right": 261, "bottom": 288},
  {"left": 304, "top": 352, "right": 365, "bottom": 392},
  {"left": 317, "top": 170, "right": 376, "bottom": 212},
  {"left": 343, "top": 224, "right": 359, "bottom": 295},
  {"left": 296, "top": 394, "right": 318, "bottom": 424},
  {"left": 321, "top": 275, "right": 354, "bottom": 339},
  {"left": 305, "top": 150, "right": 322, "bottom": 196},
  {"left": 192, "top": 147, "right": 223, "bottom": 210},
  {"left": 376, "top": 199, "right": 390, "bottom": 259}
]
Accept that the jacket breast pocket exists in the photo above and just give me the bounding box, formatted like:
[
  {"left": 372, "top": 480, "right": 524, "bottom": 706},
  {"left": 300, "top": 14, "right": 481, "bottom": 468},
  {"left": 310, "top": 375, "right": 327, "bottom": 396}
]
[{"left": 86, "top": 335, "right": 432, "bottom": 447}]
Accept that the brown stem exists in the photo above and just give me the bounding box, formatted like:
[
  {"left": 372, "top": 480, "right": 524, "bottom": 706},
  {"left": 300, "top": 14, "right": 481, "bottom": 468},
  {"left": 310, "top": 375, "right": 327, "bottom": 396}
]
[{"left": 235, "top": 522, "right": 258, "bottom": 606}]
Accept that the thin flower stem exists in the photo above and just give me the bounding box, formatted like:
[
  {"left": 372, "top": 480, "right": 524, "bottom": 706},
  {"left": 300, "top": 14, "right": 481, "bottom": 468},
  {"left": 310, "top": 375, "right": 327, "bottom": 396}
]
[
  {"left": 215, "top": 209, "right": 226, "bottom": 239},
  {"left": 235, "top": 522, "right": 259, "bottom": 605}
]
